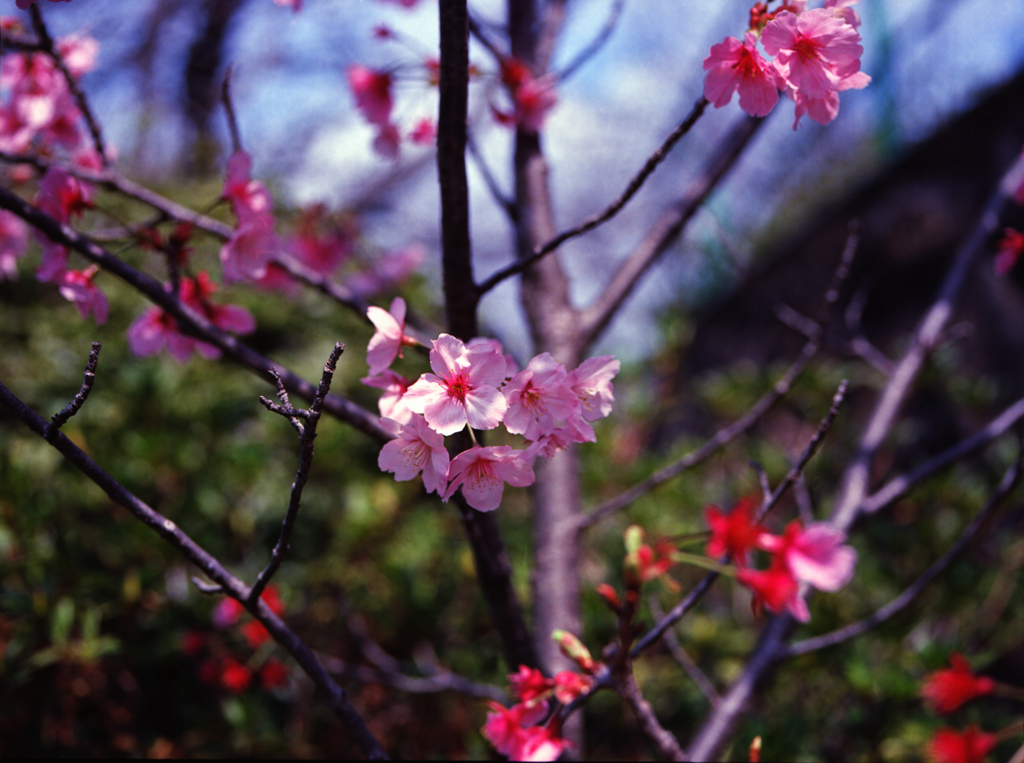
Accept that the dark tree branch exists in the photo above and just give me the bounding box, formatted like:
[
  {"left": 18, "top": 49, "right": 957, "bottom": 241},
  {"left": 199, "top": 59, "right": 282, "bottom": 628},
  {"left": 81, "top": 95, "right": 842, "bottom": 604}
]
[
  {"left": 620, "top": 671, "right": 688, "bottom": 761},
  {"left": 786, "top": 448, "right": 1022, "bottom": 658},
  {"left": 0, "top": 379, "right": 388, "bottom": 761},
  {"left": 476, "top": 97, "right": 710, "bottom": 298},
  {"left": 44, "top": 341, "right": 101, "bottom": 440},
  {"left": 649, "top": 595, "right": 720, "bottom": 707},
  {"left": 250, "top": 343, "right": 344, "bottom": 603},
  {"left": 221, "top": 65, "right": 242, "bottom": 155}
]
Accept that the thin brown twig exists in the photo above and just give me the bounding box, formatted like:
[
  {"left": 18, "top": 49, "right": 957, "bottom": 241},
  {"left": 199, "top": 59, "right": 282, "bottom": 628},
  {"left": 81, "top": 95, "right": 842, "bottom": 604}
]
[
  {"left": 557, "top": 0, "right": 627, "bottom": 81},
  {"left": 619, "top": 671, "right": 688, "bottom": 761},
  {"left": 648, "top": 595, "right": 720, "bottom": 707},
  {"left": 476, "top": 97, "right": 711, "bottom": 297},
  {"left": 222, "top": 65, "right": 242, "bottom": 155},
  {"left": 250, "top": 343, "right": 344, "bottom": 603},
  {"left": 0, "top": 378, "right": 388, "bottom": 760},
  {"left": 44, "top": 341, "right": 101, "bottom": 439}
]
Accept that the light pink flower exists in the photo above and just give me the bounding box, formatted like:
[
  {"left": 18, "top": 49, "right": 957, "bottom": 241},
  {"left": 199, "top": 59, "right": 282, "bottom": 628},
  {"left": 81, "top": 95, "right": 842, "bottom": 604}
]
[
  {"left": 703, "top": 32, "right": 780, "bottom": 118},
  {"left": 444, "top": 446, "right": 534, "bottom": 512},
  {"left": 220, "top": 151, "right": 281, "bottom": 282},
  {"left": 0, "top": 210, "right": 28, "bottom": 281},
  {"left": 57, "top": 265, "right": 108, "bottom": 324},
  {"left": 272, "top": 0, "right": 302, "bottom": 11},
  {"left": 403, "top": 334, "right": 508, "bottom": 436},
  {"left": 758, "top": 521, "right": 857, "bottom": 592},
  {"left": 569, "top": 355, "right": 620, "bottom": 422},
  {"left": 361, "top": 369, "right": 415, "bottom": 424},
  {"left": 825, "top": 0, "right": 862, "bottom": 28},
  {"left": 366, "top": 296, "right": 416, "bottom": 375},
  {"left": 762, "top": 9, "right": 863, "bottom": 100},
  {"left": 348, "top": 65, "right": 393, "bottom": 127},
  {"left": 502, "top": 352, "right": 578, "bottom": 440},
  {"left": 222, "top": 151, "right": 275, "bottom": 226},
  {"left": 788, "top": 68, "right": 870, "bottom": 129},
  {"left": 378, "top": 415, "right": 450, "bottom": 495}
]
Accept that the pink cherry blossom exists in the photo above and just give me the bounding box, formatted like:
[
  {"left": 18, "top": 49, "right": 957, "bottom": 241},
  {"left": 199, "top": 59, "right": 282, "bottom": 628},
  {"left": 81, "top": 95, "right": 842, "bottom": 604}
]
[
  {"left": 788, "top": 68, "right": 870, "bottom": 129},
  {"left": 403, "top": 334, "right": 508, "bottom": 436},
  {"left": 443, "top": 446, "right": 535, "bottom": 512},
  {"left": 703, "top": 32, "right": 780, "bottom": 118},
  {"left": 219, "top": 151, "right": 281, "bottom": 282},
  {"left": 372, "top": 121, "right": 401, "bottom": 160},
  {"left": 272, "top": 0, "right": 302, "bottom": 11},
  {"left": 0, "top": 210, "right": 28, "bottom": 281},
  {"left": 500, "top": 59, "right": 558, "bottom": 133},
  {"left": 737, "top": 559, "right": 809, "bottom": 622},
  {"left": 361, "top": 369, "right": 415, "bottom": 424},
  {"left": 569, "top": 355, "right": 620, "bottom": 422},
  {"left": 482, "top": 701, "right": 549, "bottom": 759},
  {"left": 762, "top": 9, "right": 863, "bottom": 101},
  {"left": 378, "top": 415, "right": 450, "bottom": 495},
  {"left": 57, "top": 265, "right": 108, "bottom": 323},
  {"left": 826, "top": 0, "right": 862, "bottom": 28},
  {"left": 408, "top": 118, "right": 436, "bottom": 145},
  {"left": 502, "top": 352, "right": 578, "bottom": 441},
  {"left": 758, "top": 521, "right": 857, "bottom": 592},
  {"left": 222, "top": 151, "right": 274, "bottom": 225},
  {"left": 367, "top": 297, "right": 416, "bottom": 374},
  {"left": 348, "top": 65, "right": 393, "bottom": 126}
]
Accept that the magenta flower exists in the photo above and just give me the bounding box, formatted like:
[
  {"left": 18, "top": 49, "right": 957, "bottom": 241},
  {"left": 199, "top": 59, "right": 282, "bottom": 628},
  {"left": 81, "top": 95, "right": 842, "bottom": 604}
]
[
  {"left": 366, "top": 296, "right": 415, "bottom": 375},
  {"left": 758, "top": 521, "right": 857, "bottom": 592},
  {"left": 57, "top": 265, "right": 108, "bottom": 324},
  {"left": 762, "top": 9, "right": 863, "bottom": 101},
  {"left": 499, "top": 58, "right": 558, "bottom": 133},
  {"left": 737, "top": 559, "right": 809, "bottom": 622},
  {"left": 569, "top": 355, "right": 620, "bottom": 422},
  {"left": 995, "top": 228, "right": 1024, "bottom": 276},
  {"left": 502, "top": 352, "right": 578, "bottom": 441},
  {"left": 443, "top": 446, "right": 535, "bottom": 512},
  {"left": 378, "top": 415, "right": 450, "bottom": 496},
  {"left": 408, "top": 118, "right": 436, "bottom": 146},
  {"left": 703, "top": 32, "right": 781, "bottom": 118},
  {"left": 222, "top": 151, "right": 274, "bottom": 226},
  {"left": 219, "top": 151, "right": 282, "bottom": 282},
  {"left": 403, "top": 334, "right": 508, "bottom": 436}
]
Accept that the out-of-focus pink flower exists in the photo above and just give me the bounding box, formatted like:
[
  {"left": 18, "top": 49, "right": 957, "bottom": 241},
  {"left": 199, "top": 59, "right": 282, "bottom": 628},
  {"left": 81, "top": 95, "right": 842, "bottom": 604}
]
[
  {"left": 57, "top": 264, "right": 108, "bottom": 323},
  {"left": 762, "top": 9, "right": 863, "bottom": 100},
  {"left": 218, "top": 657, "right": 252, "bottom": 694},
  {"left": 499, "top": 58, "right": 558, "bottom": 133},
  {"left": 926, "top": 725, "right": 997, "bottom": 763},
  {"left": 222, "top": 151, "right": 274, "bottom": 225},
  {"left": 705, "top": 496, "right": 766, "bottom": 568},
  {"left": 348, "top": 65, "right": 393, "bottom": 126},
  {"left": 552, "top": 671, "right": 593, "bottom": 704},
  {"left": 212, "top": 596, "right": 245, "bottom": 629},
  {"left": 376, "top": 0, "right": 421, "bottom": 7},
  {"left": 403, "top": 334, "right": 509, "bottom": 436},
  {"left": 921, "top": 654, "right": 995, "bottom": 715},
  {"left": 995, "top": 228, "right": 1024, "bottom": 276},
  {"left": 703, "top": 32, "right": 780, "bottom": 117},
  {"left": 569, "top": 355, "right": 619, "bottom": 422},
  {"left": 737, "top": 558, "right": 809, "bottom": 622},
  {"left": 362, "top": 369, "right": 415, "bottom": 424},
  {"left": 508, "top": 665, "right": 555, "bottom": 708},
  {"left": 378, "top": 415, "right": 450, "bottom": 496},
  {"left": 37, "top": 166, "right": 91, "bottom": 221},
  {"left": 0, "top": 209, "right": 28, "bottom": 281},
  {"left": 367, "top": 296, "right": 417, "bottom": 374},
  {"left": 220, "top": 151, "right": 281, "bottom": 283},
  {"left": 409, "top": 118, "right": 436, "bottom": 145},
  {"left": 56, "top": 32, "right": 99, "bottom": 79},
  {"left": 443, "top": 445, "right": 534, "bottom": 512},
  {"left": 757, "top": 520, "right": 857, "bottom": 591},
  {"left": 826, "top": 0, "right": 862, "bottom": 28},
  {"left": 272, "top": 0, "right": 302, "bottom": 11},
  {"left": 260, "top": 658, "right": 289, "bottom": 689},
  {"left": 482, "top": 701, "right": 551, "bottom": 760},
  {"left": 373, "top": 122, "right": 401, "bottom": 160},
  {"left": 502, "top": 352, "right": 578, "bottom": 441},
  {"left": 288, "top": 203, "right": 354, "bottom": 277}
]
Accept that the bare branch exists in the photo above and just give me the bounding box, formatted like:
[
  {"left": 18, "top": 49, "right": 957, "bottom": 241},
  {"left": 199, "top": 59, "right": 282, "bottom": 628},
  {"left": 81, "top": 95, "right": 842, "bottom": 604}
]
[
  {"left": 649, "top": 595, "right": 720, "bottom": 708},
  {"left": 785, "top": 449, "right": 1022, "bottom": 658},
  {"left": 44, "top": 341, "right": 101, "bottom": 439},
  {"left": 221, "top": 65, "right": 242, "bottom": 155},
  {"left": 579, "top": 113, "right": 764, "bottom": 351},
  {"left": 250, "top": 343, "right": 344, "bottom": 603},
  {"left": 831, "top": 150, "right": 1024, "bottom": 532},
  {"left": 467, "top": 133, "right": 517, "bottom": 222},
  {"left": 476, "top": 97, "right": 711, "bottom": 297},
  {"left": 0, "top": 379, "right": 388, "bottom": 760},
  {"left": 557, "top": 0, "right": 627, "bottom": 82},
  {"left": 619, "top": 671, "right": 688, "bottom": 761},
  {"left": 862, "top": 395, "right": 1024, "bottom": 514}
]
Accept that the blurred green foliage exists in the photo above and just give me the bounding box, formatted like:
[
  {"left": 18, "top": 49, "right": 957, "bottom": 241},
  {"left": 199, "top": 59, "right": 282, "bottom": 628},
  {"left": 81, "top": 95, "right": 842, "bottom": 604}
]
[{"left": 1, "top": 186, "right": 1022, "bottom": 760}]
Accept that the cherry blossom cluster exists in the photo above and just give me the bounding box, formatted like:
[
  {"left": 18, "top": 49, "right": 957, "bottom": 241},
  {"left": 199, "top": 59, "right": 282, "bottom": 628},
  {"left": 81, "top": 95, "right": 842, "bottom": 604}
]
[
  {"left": 705, "top": 496, "right": 857, "bottom": 621},
  {"left": 491, "top": 58, "right": 558, "bottom": 135},
  {"left": 361, "top": 297, "right": 619, "bottom": 512},
  {"left": 180, "top": 586, "right": 290, "bottom": 694},
  {"left": 993, "top": 146, "right": 1024, "bottom": 276},
  {"left": 702, "top": 0, "right": 869, "bottom": 129},
  {"left": 917, "top": 654, "right": 1022, "bottom": 763}
]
